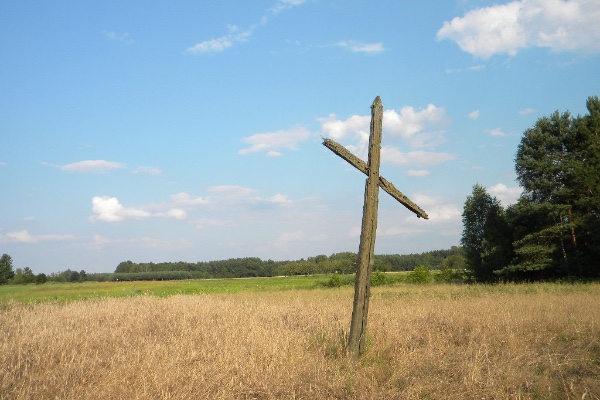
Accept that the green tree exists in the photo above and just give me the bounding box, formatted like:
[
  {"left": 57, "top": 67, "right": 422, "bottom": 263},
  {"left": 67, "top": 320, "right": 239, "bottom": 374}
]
[
  {"left": 35, "top": 273, "right": 47, "bottom": 284},
  {"left": 12, "top": 267, "right": 35, "bottom": 284},
  {"left": 406, "top": 265, "right": 432, "bottom": 284},
  {"left": 0, "top": 254, "right": 15, "bottom": 284},
  {"left": 461, "top": 184, "right": 512, "bottom": 282},
  {"left": 508, "top": 97, "right": 600, "bottom": 278}
]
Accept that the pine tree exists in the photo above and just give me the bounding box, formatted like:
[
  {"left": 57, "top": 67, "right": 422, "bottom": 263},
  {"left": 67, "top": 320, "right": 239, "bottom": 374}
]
[{"left": 510, "top": 97, "right": 600, "bottom": 278}]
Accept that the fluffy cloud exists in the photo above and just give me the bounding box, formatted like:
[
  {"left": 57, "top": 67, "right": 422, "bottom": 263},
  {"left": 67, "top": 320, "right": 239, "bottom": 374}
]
[
  {"left": 321, "top": 104, "right": 450, "bottom": 149},
  {"left": 320, "top": 104, "right": 455, "bottom": 168},
  {"left": 89, "top": 194, "right": 204, "bottom": 222},
  {"left": 90, "top": 196, "right": 151, "bottom": 222},
  {"left": 437, "top": 0, "right": 600, "bottom": 58},
  {"left": 239, "top": 127, "right": 312, "bottom": 155},
  {"left": 488, "top": 183, "right": 523, "bottom": 206},
  {"left": 59, "top": 160, "right": 125, "bottom": 173},
  {"left": 410, "top": 194, "right": 462, "bottom": 221}
]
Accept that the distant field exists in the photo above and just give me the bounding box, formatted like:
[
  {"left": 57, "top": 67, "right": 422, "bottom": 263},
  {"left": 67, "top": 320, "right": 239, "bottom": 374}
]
[
  {"left": 1, "top": 282, "right": 599, "bottom": 399},
  {"left": 0, "top": 275, "right": 324, "bottom": 303}
]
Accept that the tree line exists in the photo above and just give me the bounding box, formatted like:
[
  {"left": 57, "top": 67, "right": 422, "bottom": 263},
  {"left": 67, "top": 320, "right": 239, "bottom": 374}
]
[
  {"left": 462, "top": 96, "right": 600, "bottom": 282},
  {"left": 0, "top": 248, "right": 465, "bottom": 284},
  {"left": 112, "top": 247, "right": 464, "bottom": 280}
]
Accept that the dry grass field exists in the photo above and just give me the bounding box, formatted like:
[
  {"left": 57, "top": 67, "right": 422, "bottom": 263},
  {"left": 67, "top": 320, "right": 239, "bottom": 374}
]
[{"left": 1, "top": 283, "right": 599, "bottom": 399}]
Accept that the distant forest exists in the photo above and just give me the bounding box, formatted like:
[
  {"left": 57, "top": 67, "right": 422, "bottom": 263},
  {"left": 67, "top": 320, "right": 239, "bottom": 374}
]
[{"left": 47, "top": 246, "right": 464, "bottom": 282}]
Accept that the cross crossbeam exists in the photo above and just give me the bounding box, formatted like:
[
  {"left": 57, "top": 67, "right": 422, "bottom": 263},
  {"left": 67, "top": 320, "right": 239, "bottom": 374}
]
[{"left": 322, "top": 138, "right": 428, "bottom": 219}]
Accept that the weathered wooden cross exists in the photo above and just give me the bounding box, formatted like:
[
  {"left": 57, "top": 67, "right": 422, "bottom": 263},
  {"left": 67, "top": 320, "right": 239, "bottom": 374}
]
[{"left": 322, "top": 96, "right": 429, "bottom": 358}]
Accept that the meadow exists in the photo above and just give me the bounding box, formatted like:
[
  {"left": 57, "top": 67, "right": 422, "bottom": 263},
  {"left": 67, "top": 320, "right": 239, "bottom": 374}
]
[{"left": 1, "top": 279, "right": 599, "bottom": 399}]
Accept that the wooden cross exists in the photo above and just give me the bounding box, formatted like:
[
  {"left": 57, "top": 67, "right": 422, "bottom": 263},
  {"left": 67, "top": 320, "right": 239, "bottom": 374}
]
[{"left": 322, "top": 96, "right": 428, "bottom": 358}]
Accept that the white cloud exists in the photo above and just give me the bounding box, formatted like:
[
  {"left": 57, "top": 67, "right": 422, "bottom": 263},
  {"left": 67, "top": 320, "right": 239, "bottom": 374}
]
[
  {"left": 407, "top": 169, "right": 431, "bottom": 177},
  {"left": 59, "top": 160, "right": 125, "bottom": 173},
  {"left": 187, "top": 0, "right": 306, "bottom": 54},
  {"left": 268, "top": 230, "right": 304, "bottom": 248},
  {"left": 519, "top": 108, "right": 537, "bottom": 115},
  {"left": 337, "top": 41, "right": 386, "bottom": 53},
  {"left": 157, "top": 208, "right": 187, "bottom": 220},
  {"left": 321, "top": 104, "right": 450, "bottom": 149},
  {"left": 205, "top": 185, "right": 295, "bottom": 210},
  {"left": 321, "top": 104, "right": 455, "bottom": 169},
  {"left": 239, "top": 127, "right": 312, "bottom": 155},
  {"left": 468, "top": 110, "right": 480, "bottom": 120},
  {"left": 89, "top": 194, "right": 210, "bottom": 222},
  {"left": 320, "top": 113, "right": 370, "bottom": 142},
  {"left": 90, "top": 196, "right": 151, "bottom": 222},
  {"left": 102, "top": 30, "right": 133, "bottom": 44},
  {"left": 88, "top": 235, "right": 190, "bottom": 251},
  {"left": 170, "top": 192, "right": 209, "bottom": 207},
  {"left": 192, "top": 218, "right": 234, "bottom": 229},
  {"left": 409, "top": 194, "right": 462, "bottom": 221},
  {"left": 487, "top": 183, "right": 523, "bottom": 206},
  {"left": 0, "top": 230, "right": 75, "bottom": 243},
  {"left": 131, "top": 166, "right": 162, "bottom": 175},
  {"left": 266, "top": 194, "right": 292, "bottom": 204},
  {"left": 187, "top": 31, "right": 239, "bottom": 54},
  {"left": 486, "top": 128, "right": 508, "bottom": 136},
  {"left": 382, "top": 147, "right": 457, "bottom": 167},
  {"left": 445, "top": 64, "right": 486, "bottom": 73},
  {"left": 437, "top": 0, "right": 600, "bottom": 58},
  {"left": 209, "top": 185, "right": 255, "bottom": 196}
]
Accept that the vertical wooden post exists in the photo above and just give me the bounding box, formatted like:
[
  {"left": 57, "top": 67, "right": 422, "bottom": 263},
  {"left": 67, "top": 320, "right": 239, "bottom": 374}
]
[{"left": 347, "top": 96, "right": 383, "bottom": 358}]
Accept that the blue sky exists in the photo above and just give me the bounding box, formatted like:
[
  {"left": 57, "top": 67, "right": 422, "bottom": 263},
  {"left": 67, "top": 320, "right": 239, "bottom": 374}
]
[{"left": 2, "top": 0, "right": 600, "bottom": 274}]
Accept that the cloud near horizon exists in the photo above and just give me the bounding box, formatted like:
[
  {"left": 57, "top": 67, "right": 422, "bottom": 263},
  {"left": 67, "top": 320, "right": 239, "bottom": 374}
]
[
  {"left": 89, "top": 187, "right": 295, "bottom": 223},
  {"left": 437, "top": 0, "right": 600, "bottom": 58},
  {"left": 0, "top": 230, "right": 76, "bottom": 243}
]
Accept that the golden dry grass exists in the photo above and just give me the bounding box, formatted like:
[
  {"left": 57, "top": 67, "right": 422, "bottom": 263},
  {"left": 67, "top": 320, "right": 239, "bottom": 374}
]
[{"left": 1, "top": 284, "right": 599, "bottom": 399}]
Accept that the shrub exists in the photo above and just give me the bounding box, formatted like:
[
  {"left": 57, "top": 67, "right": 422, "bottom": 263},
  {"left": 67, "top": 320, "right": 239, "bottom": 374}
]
[
  {"left": 325, "top": 274, "right": 343, "bottom": 288},
  {"left": 371, "top": 271, "right": 388, "bottom": 286},
  {"left": 407, "top": 266, "right": 433, "bottom": 284}
]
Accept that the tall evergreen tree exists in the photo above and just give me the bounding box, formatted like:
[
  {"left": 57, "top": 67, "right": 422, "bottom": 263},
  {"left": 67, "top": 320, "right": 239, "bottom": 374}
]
[{"left": 510, "top": 97, "right": 600, "bottom": 278}]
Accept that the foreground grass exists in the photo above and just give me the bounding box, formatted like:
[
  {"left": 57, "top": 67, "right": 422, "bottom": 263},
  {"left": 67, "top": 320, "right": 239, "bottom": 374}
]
[{"left": 1, "top": 283, "right": 599, "bottom": 399}]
